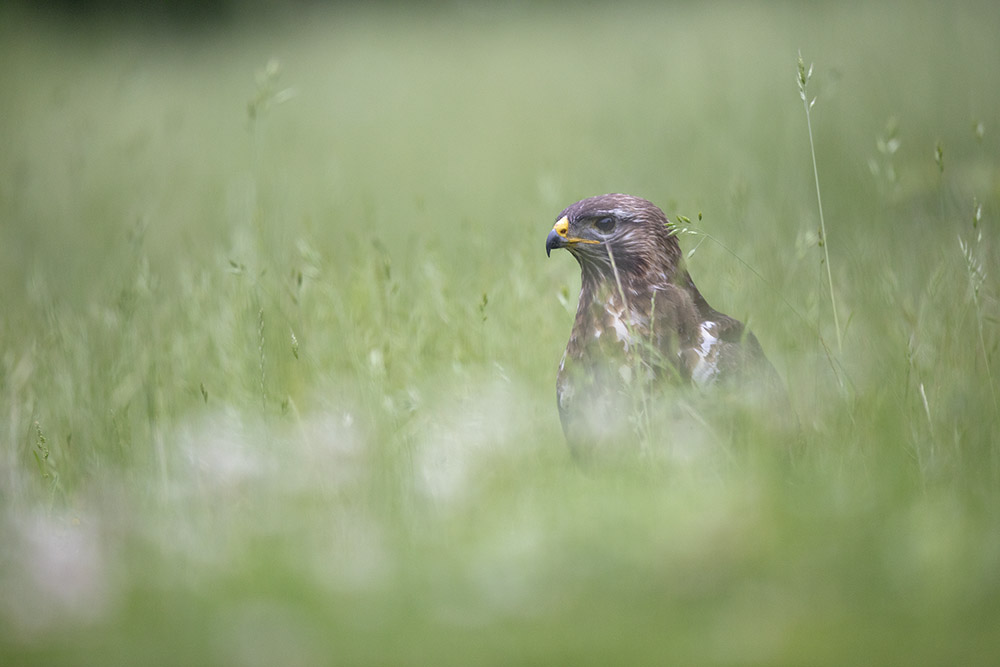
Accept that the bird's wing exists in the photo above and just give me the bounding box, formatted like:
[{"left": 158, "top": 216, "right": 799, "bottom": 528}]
[{"left": 683, "top": 311, "right": 785, "bottom": 392}]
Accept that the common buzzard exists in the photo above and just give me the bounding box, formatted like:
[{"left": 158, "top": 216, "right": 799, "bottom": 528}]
[{"left": 545, "top": 194, "right": 783, "bottom": 459}]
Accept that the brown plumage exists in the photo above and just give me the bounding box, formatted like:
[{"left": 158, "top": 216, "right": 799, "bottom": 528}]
[{"left": 545, "top": 193, "right": 782, "bottom": 458}]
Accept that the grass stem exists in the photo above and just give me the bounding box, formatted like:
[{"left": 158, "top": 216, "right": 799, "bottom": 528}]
[{"left": 798, "top": 52, "right": 842, "bottom": 354}]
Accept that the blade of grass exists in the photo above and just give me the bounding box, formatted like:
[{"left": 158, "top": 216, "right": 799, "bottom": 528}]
[{"left": 798, "top": 51, "right": 842, "bottom": 354}]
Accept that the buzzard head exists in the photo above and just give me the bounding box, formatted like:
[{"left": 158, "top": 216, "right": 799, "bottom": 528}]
[{"left": 544, "top": 193, "right": 682, "bottom": 286}]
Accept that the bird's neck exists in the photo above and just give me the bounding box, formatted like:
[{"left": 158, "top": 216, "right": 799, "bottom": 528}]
[
  {"left": 579, "top": 258, "right": 671, "bottom": 314},
  {"left": 575, "top": 272, "right": 656, "bottom": 352}
]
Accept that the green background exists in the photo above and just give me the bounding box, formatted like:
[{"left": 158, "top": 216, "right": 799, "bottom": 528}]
[{"left": 2, "top": 2, "right": 999, "bottom": 664}]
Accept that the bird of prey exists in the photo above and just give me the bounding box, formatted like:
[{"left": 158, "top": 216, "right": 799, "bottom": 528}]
[{"left": 545, "top": 193, "right": 783, "bottom": 459}]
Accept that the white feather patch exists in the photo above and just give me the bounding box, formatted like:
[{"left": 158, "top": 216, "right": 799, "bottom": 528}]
[
  {"left": 691, "top": 321, "right": 720, "bottom": 387},
  {"left": 605, "top": 305, "right": 630, "bottom": 343},
  {"left": 611, "top": 314, "right": 630, "bottom": 342}
]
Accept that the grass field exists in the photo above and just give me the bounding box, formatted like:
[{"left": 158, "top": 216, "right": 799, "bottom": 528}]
[{"left": 2, "top": 1, "right": 999, "bottom": 664}]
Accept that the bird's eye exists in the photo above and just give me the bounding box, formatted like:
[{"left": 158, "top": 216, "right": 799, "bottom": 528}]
[{"left": 594, "top": 217, "right": 616, "bottom": 233}]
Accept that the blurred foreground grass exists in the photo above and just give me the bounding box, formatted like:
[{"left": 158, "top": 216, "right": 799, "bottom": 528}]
[{"left": 2, "top": 2, "right": 999, "bottom": 664}]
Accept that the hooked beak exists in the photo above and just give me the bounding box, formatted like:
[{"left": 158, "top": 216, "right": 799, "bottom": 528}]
[
  {"left": 545, "top": 215, "right": 599, "bottom": 257},
  {"left": 545, "top": 216, "right": 569, "bottom": 257}
]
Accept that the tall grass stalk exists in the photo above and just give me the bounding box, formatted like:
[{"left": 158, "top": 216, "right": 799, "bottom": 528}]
[{"left": 798, "top": 52, "right": 842, "bottom": 354}]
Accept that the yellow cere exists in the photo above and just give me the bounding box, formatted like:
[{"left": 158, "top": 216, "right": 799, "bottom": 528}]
[{"left": 552, "top": 216, "right": 599, "bottom": 245}]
